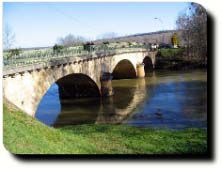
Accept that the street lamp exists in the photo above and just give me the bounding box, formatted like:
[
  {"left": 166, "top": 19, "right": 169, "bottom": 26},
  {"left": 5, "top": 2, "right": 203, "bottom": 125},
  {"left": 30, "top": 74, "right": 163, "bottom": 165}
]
[
  {"left": 154, "top": 17, "right": 164, "bottom": 31},
  {"left": 154, "top": 17, "right": 165, "bottom": 44}
]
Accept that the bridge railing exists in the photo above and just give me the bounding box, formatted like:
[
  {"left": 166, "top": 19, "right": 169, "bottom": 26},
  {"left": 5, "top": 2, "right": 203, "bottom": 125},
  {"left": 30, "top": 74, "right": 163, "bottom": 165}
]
[{"left": 3, "top": 44, "right": 150, "bottom": 69}]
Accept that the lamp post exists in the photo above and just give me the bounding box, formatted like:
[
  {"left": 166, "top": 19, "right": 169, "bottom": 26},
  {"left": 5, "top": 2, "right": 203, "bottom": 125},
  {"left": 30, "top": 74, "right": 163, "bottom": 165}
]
[
  {"left": 154, "top": 17, "right": 164, "bottom": 31},
  {"left": 154, "top": 17, "right": 165, "bottom": 44}
]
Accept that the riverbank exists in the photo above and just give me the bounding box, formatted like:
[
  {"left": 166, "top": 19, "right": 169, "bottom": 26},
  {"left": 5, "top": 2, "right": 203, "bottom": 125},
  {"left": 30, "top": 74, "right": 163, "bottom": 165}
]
[
  {"left": 155, "top": 48, "right": 207, "bottom": 70},
  {"left": 3, "top": 104, "right": 207, "bottom": 154}
]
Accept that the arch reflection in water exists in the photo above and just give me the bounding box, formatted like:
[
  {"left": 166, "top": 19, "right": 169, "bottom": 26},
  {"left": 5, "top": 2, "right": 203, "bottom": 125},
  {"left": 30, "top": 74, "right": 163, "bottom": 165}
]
[
  {"left": 35, "top": 83, "right": 102, "bottom": 127},
  {"left": 35, "top": 73, "right": 101, "bottom": 127},
  {"left": 35, "top": 77, "right": 147, "bottom": 127},
  {"left": 35, "top": 70, "right": 207, "bottom": 129},
  {"left": 53, "top": 98, "right": 101, "bottom": 127},
  {"left": 96, "top": 78, "right": 147, "bottom": 124}
]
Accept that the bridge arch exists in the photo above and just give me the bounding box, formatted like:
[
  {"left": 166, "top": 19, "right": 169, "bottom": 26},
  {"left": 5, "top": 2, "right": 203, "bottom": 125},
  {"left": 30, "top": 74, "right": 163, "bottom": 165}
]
[
  {"left": 111, "top": 59, "right": 137, "bottom": 79},
  {"left": 56, "top": 73, "right": 101, "bottom": 99},
  {"left": 34, "top": 72, "right": 101, "bottom": 117},
  {"left": 143, "top": 56, "right": 154, "bottom": 72}
]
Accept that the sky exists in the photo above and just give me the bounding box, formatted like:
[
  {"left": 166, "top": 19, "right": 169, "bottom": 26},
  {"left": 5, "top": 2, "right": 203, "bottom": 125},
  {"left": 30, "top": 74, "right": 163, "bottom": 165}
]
[{"left": 3, "top": 2, "right": 189, "bottom": 48}]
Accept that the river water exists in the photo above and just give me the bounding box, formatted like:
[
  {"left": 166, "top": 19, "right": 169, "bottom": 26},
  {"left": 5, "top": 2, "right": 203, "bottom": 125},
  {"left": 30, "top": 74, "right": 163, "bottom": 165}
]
[{"left": 35, "top": 70, "right": 207, "bottom": 129}]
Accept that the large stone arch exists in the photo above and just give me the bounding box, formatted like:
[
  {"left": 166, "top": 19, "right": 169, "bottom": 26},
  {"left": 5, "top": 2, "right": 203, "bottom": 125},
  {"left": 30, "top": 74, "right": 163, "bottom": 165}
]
[
  {"left": 56, "top": 73, "right": 101, "bottom": 99},
  {"left": 3, "top": 62, "right": 102, "bottom": 117},
  {"left": 32, "top": 63, "right": 103, "bottom": 117}
]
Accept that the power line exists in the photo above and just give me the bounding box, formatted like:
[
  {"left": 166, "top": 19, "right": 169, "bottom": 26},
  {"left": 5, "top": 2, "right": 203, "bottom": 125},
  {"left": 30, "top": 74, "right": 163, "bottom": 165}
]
[{"left": 47, "top": 5, "right": 100, "bottom": 39}]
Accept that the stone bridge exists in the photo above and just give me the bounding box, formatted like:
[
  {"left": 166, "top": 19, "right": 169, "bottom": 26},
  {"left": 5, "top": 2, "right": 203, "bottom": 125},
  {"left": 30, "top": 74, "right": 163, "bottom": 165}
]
[{"left": 3, "top": 48, "right": 157, "bottom": 117}]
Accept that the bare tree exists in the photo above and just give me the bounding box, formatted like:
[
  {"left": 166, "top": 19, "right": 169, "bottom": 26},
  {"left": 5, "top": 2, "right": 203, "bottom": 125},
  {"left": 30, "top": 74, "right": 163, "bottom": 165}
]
[
  {"left": 176, "top": 3, "right": 207, "bottom": 61},
  {"left": 57, "top": 34, "right": 87, "bottom": 47},
  {"left": 3, "top": 24, "right": 15, "bottom": 50}
]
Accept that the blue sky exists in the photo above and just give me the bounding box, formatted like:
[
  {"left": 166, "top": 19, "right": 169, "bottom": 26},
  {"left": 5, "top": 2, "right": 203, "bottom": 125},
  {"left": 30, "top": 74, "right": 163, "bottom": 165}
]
[{"left": 3, "top": 2, "right": 189, "bottom": 48}]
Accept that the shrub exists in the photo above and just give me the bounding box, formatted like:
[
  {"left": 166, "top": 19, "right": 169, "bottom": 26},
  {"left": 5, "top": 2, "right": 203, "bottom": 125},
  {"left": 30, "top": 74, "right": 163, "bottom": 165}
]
[
  {"left": 7, "top": 48, "right": 22, "bottom": 59},
  {"left": 83, "top": 42, "right": 94, "bottom": 52},
  {"left": 158, "top": 48, "right": 185, "bottom": 59},
  {"left": 53, "top": 44, "right": 64, "bottom": 54},
  {"left": 103, "top": 41, "right": 109, "bottom": 45}
]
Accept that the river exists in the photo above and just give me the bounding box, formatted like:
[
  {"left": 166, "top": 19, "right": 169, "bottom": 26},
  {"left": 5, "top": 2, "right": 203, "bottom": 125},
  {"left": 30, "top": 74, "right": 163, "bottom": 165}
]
[{"left": 35, "top": 70, "right": 207, "bottom": 130}]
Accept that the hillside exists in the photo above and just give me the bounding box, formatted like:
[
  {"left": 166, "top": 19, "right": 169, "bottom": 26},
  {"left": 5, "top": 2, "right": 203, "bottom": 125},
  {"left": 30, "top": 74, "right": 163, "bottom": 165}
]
[
  {"left": 6, "top": 30, "right": 184, "bottom": 52},
  {"left": 94, "top": 30, "right": 184, "bottom": 46}
]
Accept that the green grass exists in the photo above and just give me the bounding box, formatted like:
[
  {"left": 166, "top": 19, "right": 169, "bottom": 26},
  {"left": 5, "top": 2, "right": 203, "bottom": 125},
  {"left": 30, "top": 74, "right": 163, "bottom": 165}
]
[{"left": 3, "top": 104, "right": 207, "bottom": 154}]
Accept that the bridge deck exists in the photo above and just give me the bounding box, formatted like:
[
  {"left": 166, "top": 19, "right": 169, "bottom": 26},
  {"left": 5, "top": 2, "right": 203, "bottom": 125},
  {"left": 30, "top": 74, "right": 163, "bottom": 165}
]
[{"left": 3, "top": 48, "right": 149, "bottom": 76}]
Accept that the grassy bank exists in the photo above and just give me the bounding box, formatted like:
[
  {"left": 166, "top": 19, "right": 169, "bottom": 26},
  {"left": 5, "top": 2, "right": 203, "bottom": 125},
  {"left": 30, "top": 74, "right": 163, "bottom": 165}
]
[
  {"left": 156, "top": 48, "right": 207, "bottom": 69},
  {"left": 3, "top": 104, "right": 207, "bottom": 154}
]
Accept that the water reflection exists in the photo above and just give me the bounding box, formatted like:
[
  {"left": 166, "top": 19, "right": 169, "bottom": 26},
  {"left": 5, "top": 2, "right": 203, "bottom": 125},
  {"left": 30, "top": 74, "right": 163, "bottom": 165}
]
[
  {"left": 96, "top": 78, "right": 147, "bottom": 124},
  {"left": 35, "top": 70, "right": 207, "bottom": 129},
  {"left": 35, "top": 84, "right": 61, "bottom": 126},
  {"left": 53, "top": 98, "right": 101, "bottom": 127}
]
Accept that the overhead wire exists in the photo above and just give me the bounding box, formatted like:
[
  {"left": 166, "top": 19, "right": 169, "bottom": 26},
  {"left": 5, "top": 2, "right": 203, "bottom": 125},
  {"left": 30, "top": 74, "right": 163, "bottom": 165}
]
[{"left": 46, "top": 5, "right": 101, "bottom": 40}]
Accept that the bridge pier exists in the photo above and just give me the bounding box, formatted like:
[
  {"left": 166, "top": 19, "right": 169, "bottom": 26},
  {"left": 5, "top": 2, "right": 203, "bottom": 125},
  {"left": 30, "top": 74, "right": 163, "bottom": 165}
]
[
  {"left": 136, "top": 63, "right": 145, "bottom": 78},
  {"left": 100, "top": 73, "right": 114, "bottom": 97}
]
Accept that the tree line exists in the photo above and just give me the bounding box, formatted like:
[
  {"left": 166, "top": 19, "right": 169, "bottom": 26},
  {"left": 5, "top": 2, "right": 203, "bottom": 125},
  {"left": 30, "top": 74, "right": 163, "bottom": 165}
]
[{"left": 176, "top": 2, "right": 207, "bottom": 63}]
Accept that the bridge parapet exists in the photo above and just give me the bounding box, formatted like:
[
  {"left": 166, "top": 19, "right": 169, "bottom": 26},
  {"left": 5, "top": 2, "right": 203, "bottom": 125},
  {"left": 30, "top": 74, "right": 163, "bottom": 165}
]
[
  {"left": 3, "top": 47, "right": 149, "bottom": 76},
  {"left": 4, "top": 45, "right": 148, "bottom": 66}
]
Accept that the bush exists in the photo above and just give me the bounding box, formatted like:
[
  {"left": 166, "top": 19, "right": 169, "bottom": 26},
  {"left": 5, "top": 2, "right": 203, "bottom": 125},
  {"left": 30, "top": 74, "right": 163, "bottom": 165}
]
[
  {"left": 53, "top": 44, "right": 64, "bottom": 54},
  {"left": 103, "top": 41, "right": 109, "bottom": 45},
  {"left": 83, "top": 42, "right": 94, "bottom": 52},
  {"left": 158, "top": 48, "right": 185, "bottom": 59},
  {"left": 7, "top": 48, "right": 22, "bottom": 59}
]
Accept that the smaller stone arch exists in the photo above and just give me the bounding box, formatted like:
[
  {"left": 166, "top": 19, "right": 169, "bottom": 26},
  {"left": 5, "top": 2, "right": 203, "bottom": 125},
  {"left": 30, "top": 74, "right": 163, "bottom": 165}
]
[
  {"left": 143, "top": 56, "right": 154, "bottom": 72},
  {"left": 111, "top": 59, "right": 137, "bottom": 79}
]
